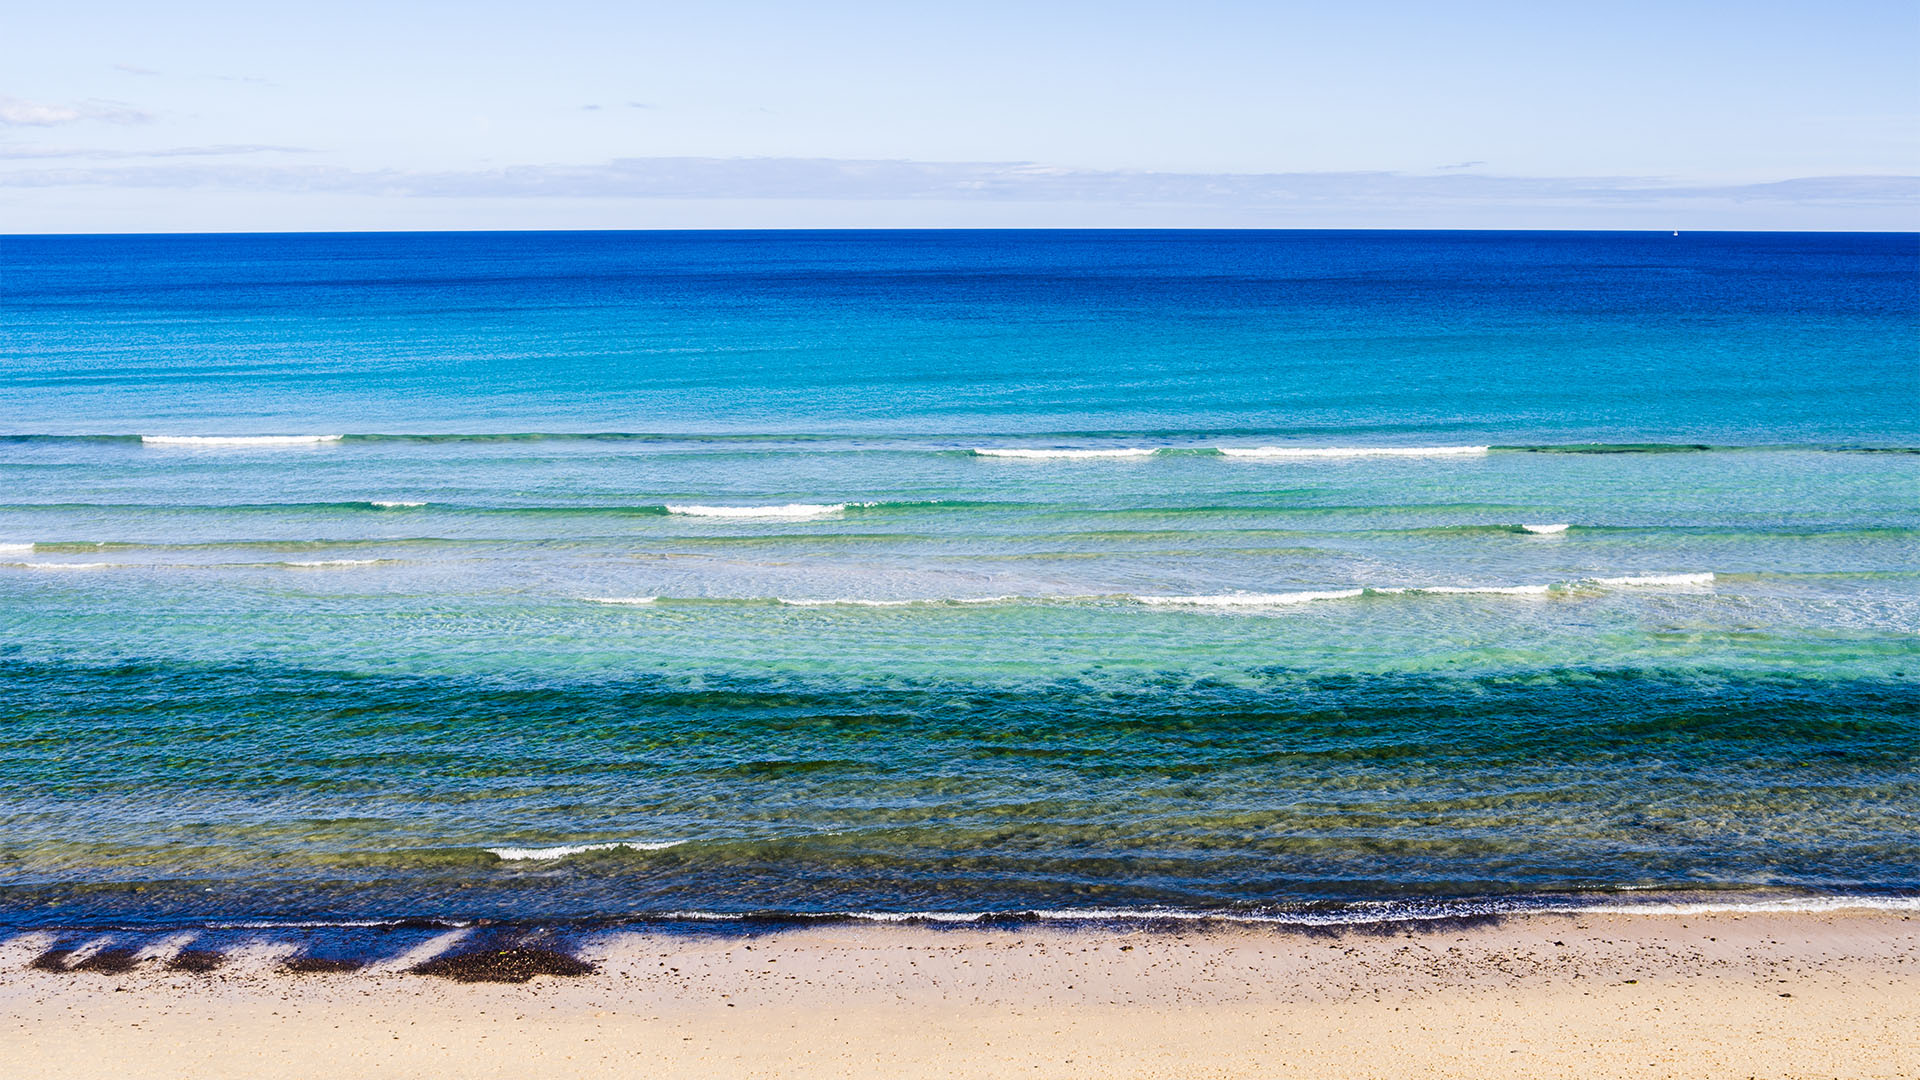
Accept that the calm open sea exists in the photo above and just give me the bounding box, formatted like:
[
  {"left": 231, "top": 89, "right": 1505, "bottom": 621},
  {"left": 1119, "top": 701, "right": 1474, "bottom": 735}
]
[{"left": 1, "top": 230, "right": 1916, "bottom": 932}]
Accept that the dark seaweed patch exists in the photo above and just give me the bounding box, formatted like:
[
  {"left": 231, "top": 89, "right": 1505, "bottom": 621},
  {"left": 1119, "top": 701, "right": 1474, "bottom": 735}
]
[
  {"left": 27, "top": 949, "right": 74, "bottom": 972},
  {"left": 284, "top": 956, "right": 364, "bottom": 974},
  {"left": 412, "top": 946, "right": 594, "bottom": 983},
  {"left": 165, "top": 949, "right": 226, "bottom": 972},
  {"left": 71, "top": 948, "right": 141, "bottom": 973}
]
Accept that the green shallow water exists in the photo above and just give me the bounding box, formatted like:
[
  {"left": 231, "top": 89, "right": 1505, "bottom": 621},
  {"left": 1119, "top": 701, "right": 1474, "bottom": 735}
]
[
  {"left": 1, "top": 660, "right": 1914, "bottom": 924},
  {"left": 1, "top": 230, "right": 1916, "bottom": 927}
]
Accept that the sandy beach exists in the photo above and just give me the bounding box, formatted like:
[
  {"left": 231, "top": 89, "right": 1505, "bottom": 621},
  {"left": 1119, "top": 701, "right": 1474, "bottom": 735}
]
[{"left": 2, "top": 908, "right": 1913, "bottom": 1078}]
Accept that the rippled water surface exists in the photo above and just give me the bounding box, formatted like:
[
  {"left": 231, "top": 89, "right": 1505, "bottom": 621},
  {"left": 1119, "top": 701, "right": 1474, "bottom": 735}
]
[{"left": 1, "top": 230, "right": 1915, "bottom": 928}]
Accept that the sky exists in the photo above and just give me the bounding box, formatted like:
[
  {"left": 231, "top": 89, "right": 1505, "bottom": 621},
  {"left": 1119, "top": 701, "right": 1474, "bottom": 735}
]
[{"left": 2, "top": 0, "right": 1915, "bottom": 231}]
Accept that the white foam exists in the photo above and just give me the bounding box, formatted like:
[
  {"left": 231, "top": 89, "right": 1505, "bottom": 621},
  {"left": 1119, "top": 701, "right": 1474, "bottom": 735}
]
[
  {"left": 781, "top": 595, "right": 1022, "bottom": 607},
  {"left": 282, "top": 559, "right": 383, "bottom": 568},
  {"left": 0, "top": 543, "right": 33, "bottom": 555},
  {"left": 666, "top": 503, "right": 850, "bottom": 519},
  {"left": 1024, "top": 907, "right": 1459, "bottom": 926},
  {"left": 371, "top": 501, "right": 426, "bottom": 508},
  {"left": 487, "top": 840, "right": 686, "bottom": 861},
  {"left": 1578, "top": 896, "right": 1920, "bottom": 916},
  {"left": 846, "top": 895, "right": 1920, "bottom": 926},
  {"left": 12, "top": 561, "right": 115, "bottom": 571},
  {"left": 1219, "top": 445, "right": 1489, "bottom": 459},
  {"left": 973, "top": 448, "right": 1158, "bottom": 459},
  {"left": 778, "top": 597, "right": 920, "bottom": 607},
  {"left": 846, "top": 911, "right": 992, "bottom": 923},
  {"left": 1589, "top": 572, "right": 1715, "bottom": 587},
  {"left": 1522, "top": 523, "right": 1570, "bottom": 534},
  {"left": 1133, "top": 589, "right": 1366, "bottom": 607},
  {"left": 1375, "top": 584, "right": 1554, "bottom": 596},
  {"left": 599, "top": 580, "right": 1715, "bottom": 612},
  {"left": 142, "top": 434, "right": 343, "bottom": 447}
]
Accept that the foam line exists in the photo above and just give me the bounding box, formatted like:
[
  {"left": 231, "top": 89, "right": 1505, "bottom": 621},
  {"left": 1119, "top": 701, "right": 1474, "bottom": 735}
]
[
  {"left": 1374, "top": 584, "right": 1553, "bottom": 596},
  {"left": 141, "top": 435, "right": 343, "bottom": 447},
  {"left": 778, "top": 597, "right": 920, "bottom": 607},
  {"left": 1521, "top": 523, "right": 1570, "bottom": 534},
  {"left": 281, "top": 559, "right": 385, "bottom": 568},
  {"left": 488, "top": 840, "right": 686, "bottom": 861},
  {"left": 1133, "top": 589, "right": 1366, "bottom": 606},
  {"left": 1588, "top": 572, "right": 1715, "bottom": 586},
  {"left": 596, "top": 579, "right": 1717, "bottom": 609},
  {"left": 973, "top": 448, "right": 1158, "bottom": 459},
  {"left": 665, "top": 503, "right": 851, "bottom": 519},
  {"left": 771, "top": 596, "right": 1019, "bottom": 607},
  {"left": 1578, "top": 896, "right": 1920, "bottom": 916},
  {"left": 795, "top": 894, "right": 1920, "bottom": 926}
]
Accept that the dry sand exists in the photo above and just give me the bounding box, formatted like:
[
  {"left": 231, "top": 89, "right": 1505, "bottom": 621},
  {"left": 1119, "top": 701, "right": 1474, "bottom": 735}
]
[{"left": 1, "top": 909, "right": 1915, "bottom": 1078}]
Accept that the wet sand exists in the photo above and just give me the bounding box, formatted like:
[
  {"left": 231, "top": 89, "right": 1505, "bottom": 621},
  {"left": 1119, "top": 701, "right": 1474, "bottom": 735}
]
[{"left": 1, "top": 909, "right": 1914, "bottom": 1078}]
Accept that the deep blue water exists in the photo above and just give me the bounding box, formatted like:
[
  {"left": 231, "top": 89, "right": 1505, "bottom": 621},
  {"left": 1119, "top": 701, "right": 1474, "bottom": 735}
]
[{"left": 0, "top": 230, "right": 1915, "bottom": 930}]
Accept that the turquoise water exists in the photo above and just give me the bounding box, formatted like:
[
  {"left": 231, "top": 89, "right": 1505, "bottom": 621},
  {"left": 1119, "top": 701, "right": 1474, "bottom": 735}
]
[{"left": 0, "top": 230, "right": 1915, "bottom": 929}]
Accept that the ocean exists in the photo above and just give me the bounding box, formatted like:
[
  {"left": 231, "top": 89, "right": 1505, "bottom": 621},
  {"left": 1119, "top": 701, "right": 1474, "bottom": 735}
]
[{"left": 2, "top": 230, "right": 1916, "bottom": 939}]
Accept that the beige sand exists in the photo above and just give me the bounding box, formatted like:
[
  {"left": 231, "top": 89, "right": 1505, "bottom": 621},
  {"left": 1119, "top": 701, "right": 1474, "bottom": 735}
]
[{"left": 1, "top": 910, "right": 1915, "bottom": 1078}]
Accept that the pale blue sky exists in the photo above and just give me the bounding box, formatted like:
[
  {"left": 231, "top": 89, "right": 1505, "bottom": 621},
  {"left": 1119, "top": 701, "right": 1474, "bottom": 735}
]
[{"left": 2, "top": 1, "right": 1914, "bottom": 230}]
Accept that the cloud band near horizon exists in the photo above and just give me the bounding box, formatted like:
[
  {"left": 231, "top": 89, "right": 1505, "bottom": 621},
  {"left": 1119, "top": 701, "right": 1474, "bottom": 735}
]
[{"left": 3, "top": 157, "right": 1913, "bottom": 209}]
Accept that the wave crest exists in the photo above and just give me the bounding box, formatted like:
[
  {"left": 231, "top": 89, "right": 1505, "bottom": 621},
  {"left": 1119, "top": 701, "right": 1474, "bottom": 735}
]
[
  {"left": 280, "top": 559, "right": 388, "bottom": 569},
  {"left": 1588, "top": 572, "right": 1715, "bottom": 587},
  {"left": 141, "top": 435, "right": 343, "bottom": 447},
  {"left": 1134, "top": 589, "right": 1366, "bottom": 607},
  {"left": 487, "top": 840, "right": 685, "bottom": 861},
  {"left": 665, "top": 503, "right": 855, "bottom": 519}
]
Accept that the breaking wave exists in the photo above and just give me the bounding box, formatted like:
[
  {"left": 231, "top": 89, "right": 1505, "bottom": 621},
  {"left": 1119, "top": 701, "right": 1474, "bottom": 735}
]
[
  {"left": 141, "top": 435, "right": 343, "bottom": 448},
  {"left": 487, "top": 840, "right": 687, "bottom": 861},
  {"left": 665, "top": 503, "right": 864, "bottom": 519}
]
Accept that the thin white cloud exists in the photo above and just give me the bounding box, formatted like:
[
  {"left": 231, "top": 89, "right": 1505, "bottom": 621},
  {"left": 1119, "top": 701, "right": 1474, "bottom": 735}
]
[
  {"left": 0, "top": 96, "right": 152, "bottom": 126},
  {"left": 0, "top": 144, "right": 307, "bottom": 160},
  {"left": 0, "top": 156, "right": 1912, "bottom": 215}
]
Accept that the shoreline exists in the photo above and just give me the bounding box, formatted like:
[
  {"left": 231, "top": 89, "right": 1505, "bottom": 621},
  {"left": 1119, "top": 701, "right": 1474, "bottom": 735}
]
[{"left": 3, "top": 908, "right": 1913, "bottom": 1078}]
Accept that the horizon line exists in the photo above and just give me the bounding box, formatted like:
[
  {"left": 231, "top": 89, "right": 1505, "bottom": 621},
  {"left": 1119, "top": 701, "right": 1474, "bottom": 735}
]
[{"left": 7, "top": 225, "right": 1917, "bottom": 237}]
